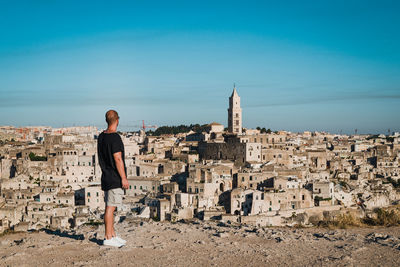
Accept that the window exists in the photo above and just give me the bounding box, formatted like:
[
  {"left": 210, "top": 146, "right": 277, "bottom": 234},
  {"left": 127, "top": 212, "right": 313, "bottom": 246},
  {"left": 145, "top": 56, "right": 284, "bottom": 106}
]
[
  {"left": 87, "top": 192, "right": 90, "bottom": 197},
  {"left": 302, "top": 195, "right": 305, "bottom": 200},
  {"left": 96, "top": 192, "right": 99, "bottom": 197}
]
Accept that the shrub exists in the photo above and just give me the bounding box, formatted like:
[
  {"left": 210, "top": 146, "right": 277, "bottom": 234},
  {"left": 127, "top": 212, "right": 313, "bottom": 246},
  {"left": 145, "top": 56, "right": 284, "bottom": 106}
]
[
  {"left": 85, "top": 220, "right": 103, "bottom": 226},
  {"left": 29, "top": 152, "right": 47, "bottom": 161},
  {"left": 363, "top": 208, "right": 400, "bottom": 226}
]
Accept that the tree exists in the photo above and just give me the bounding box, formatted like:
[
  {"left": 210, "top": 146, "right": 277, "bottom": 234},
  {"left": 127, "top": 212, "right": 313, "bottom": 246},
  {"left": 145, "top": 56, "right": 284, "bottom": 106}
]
[{"left": 29, "top": 152, "right": 47, "bottom": 161}]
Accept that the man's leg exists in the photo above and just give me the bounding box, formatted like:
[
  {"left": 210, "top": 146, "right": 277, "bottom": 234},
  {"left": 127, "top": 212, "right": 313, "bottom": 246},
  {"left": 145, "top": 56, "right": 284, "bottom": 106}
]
[
  {"left": 112, "top": 219, "right": 116, "bottom": 237},
  {"left": 104, "top": 206, "right": 116, "bottom": 240}
]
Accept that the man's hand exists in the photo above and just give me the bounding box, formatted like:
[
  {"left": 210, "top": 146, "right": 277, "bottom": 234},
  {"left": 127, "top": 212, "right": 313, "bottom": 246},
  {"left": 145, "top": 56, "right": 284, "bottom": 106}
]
[{"left": 122, "top": 178, "right": 129, "bottom": 189}]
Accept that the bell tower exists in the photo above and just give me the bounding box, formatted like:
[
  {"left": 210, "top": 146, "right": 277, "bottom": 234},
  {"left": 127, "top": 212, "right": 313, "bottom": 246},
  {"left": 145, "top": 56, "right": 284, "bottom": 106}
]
[{"left": 228, "top": 84, "right": 242, "bottom": 135}]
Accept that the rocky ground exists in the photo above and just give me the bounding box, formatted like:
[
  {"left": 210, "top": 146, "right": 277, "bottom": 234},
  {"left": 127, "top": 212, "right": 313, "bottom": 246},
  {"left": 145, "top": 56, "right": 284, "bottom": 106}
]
[{"left": 1, "top": 219, "right": 400, "bottom": 267}]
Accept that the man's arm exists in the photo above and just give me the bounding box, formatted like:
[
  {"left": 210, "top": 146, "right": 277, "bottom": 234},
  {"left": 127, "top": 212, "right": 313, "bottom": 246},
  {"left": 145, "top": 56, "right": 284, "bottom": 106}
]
[{"left": 113, "top": 151, "right": 129, "bottom": 189}]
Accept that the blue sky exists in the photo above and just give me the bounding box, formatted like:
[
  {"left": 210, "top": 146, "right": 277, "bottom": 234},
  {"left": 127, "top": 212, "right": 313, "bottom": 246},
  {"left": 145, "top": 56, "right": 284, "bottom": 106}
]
[{"left": 0, "top": 0, "right": 399, "bottom": 134}]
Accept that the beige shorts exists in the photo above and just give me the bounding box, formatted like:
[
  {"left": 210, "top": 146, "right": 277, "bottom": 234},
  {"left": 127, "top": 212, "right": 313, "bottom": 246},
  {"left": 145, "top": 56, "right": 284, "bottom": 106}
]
[{"left": 104, "top": 188, "right": 124, "bottom": 208}]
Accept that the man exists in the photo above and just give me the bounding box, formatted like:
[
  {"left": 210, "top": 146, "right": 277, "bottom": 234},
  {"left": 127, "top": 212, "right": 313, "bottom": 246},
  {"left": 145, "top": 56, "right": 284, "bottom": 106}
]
[{"left": 97, "top": 110, "right": 129, "bottom": 247}]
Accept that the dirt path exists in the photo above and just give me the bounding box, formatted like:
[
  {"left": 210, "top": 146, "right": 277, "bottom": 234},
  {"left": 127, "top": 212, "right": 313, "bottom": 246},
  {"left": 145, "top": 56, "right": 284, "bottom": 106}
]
[{"left": 1, "top": 220, "right": 400, "bottom": 267}]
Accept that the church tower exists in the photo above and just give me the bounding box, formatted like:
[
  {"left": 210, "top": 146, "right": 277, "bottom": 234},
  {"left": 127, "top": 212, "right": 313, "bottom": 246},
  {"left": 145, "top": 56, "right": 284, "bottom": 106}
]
[{"left": 228, "top": 85, "right": 242, "bottom": 135}]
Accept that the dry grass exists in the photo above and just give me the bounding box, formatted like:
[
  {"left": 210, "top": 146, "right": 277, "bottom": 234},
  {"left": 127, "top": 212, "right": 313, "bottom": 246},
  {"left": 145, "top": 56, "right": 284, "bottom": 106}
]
[
  {"left": 318, "top": 206, "right": 400, "bottom": 229},
  {"left": 363, "top": 207, "right": 400, "bottom": 226},
  {"left": 318, "top": 212, "right": 362, "bottom": 229}
]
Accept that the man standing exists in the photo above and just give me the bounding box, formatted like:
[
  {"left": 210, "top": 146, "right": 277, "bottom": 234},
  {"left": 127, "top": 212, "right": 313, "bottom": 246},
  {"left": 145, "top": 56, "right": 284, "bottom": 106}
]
[{"left": 97, "top": 110, "right": 129, "bottom": 247}]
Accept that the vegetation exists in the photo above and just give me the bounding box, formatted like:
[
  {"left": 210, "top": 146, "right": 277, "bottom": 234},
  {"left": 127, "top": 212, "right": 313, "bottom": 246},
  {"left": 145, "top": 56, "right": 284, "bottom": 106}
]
[
  {"left": 318, "top": 213, "right": 362, "bottom": 229},
  {"left": 314, "top": 196, "right": 332, "bottom": 201},
  {"left": 256, "top": 127, "right": 272, "bottom": 134},
  {"left": 363, "top": 208, "right": 400, "bottom": 226},
  {"left": 84, "top": 219, "right": 103, "bottom": 226},
  {"left": 386, "top": 177, "right": 400, "bottom": 188},
  {"left": 148, "top": 124, "right": 210, "bottom": 136},
  {"left": 0, "top": 229, "right": 25, "bottom": 237},
  {"left": 146, "top": 124, "right": 275, "bottom": 136},
  {"left": 318, "top": 206, "right": 400, "bottom": 229},
  {"left": 29, "top": 152, "right": 47, "bottom": 161}
]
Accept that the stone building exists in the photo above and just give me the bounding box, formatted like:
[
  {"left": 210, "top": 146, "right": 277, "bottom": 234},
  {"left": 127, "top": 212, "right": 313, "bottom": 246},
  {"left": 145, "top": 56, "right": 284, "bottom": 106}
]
[
  {"left": 75, "top": 185, "right": 104, "bottom": 210},
  {"left": 198, "top": 135, "right": 262, "bottom": 167}
]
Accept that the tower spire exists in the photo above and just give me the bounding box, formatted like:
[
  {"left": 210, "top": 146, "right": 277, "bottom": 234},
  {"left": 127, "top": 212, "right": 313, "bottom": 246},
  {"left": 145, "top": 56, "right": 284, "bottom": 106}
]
[{"left": 231, "top": 83, "right": 238, "bottom": 97}]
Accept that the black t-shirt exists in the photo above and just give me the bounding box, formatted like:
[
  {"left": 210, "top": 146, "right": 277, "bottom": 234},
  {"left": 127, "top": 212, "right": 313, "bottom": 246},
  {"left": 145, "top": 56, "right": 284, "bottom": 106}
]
[{"left": 97, "top": 132, "right": 126, "bottom": 191}]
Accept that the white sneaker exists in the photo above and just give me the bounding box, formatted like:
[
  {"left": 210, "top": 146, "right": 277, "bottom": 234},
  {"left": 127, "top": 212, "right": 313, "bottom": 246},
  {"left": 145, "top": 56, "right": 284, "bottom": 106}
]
[
  {"left": 114, "top": 236, "right": 126, "bottom": 245},
  {"left": 103, "top": 237, "right": 124, "bottom": 247}
]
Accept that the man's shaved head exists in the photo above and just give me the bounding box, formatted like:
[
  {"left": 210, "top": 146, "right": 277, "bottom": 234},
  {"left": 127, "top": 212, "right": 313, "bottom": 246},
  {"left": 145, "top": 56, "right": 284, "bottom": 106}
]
[{"left": 105, "top": 110, "right": 119, "bottom": 125}]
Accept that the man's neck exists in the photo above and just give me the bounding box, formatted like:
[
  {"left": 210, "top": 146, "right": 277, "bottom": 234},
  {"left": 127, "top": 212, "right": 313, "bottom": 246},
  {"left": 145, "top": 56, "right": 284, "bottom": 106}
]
[{"left": 105, "top": 125, "right": 117, "bottom": 133}]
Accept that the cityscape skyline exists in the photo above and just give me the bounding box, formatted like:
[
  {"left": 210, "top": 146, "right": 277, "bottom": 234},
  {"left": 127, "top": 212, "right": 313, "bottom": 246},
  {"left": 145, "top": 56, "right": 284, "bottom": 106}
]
[{"left": 1, "top": 1, "right": 399, "bottom": 134}]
